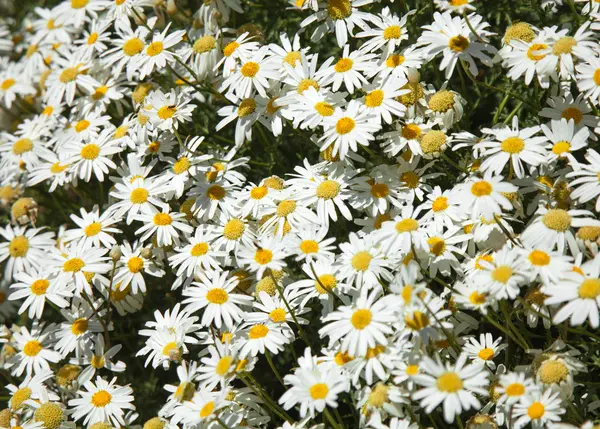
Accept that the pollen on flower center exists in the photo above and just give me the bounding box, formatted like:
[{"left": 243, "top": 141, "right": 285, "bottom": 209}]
[
  {"left": 270, "top": 308, "right": 287, "bottom": 322},
  {"left": 469, "top": 291, "right": 486, "bottom": 305},
  {"left": 471, "top": 180, "right": 492, "bottom": 197},
  {"left": 503, "top": 22, "right": 535, "bottom": 44},
  {"left": 173, "top": 157, "right": 190, "bottom": 174},
  {"left": 386, "top": 54, "right": 405, "bottom": 68},
  {"left": 420, "top": 130, "right": 447, "bottom": 154},
  {"left": 199, "top": 401, "right": 215, "bottom": 418},
  {"left": 528, "top": 250, "right": 550, "bottom": 266},
  {"left": 249, "top": 324, "right": 269, "bottom": 339},
  {"left": 91, "top": 355, "right": 105, "bottom": 368},
  {"left": 223, "top": 219, "right": 245, "bottom": 240},
  {"left": 365, "top": 89, "right": 384, "bottom": 108},
  {"left": 428, "top": 90, "right": 455, "bottom": 112},
  {"left": 300, "top": 239, "right": 319, "bottom": 254},
  {"left": 71, "top": 318, "right": 89, "bottom": 335},
  {"left": 315, "top": 274, "right": 337, "bottom": 294},
  {"left": 283, "top": 51, "right": 301, "bottom": 66},
  {"left": 223, "top": 41, "right": 239, "bottom": 57},
  {"left": 9, "top": 235, "right": 29, "bottom": 257},
  {"left": 250, "top": 186, "right": 268, "bottom": 199},
  {"left": 71, "top": 0, "right": 89, "bottom": 8},
  {"left": 501, "top": 136, "right": 525, "bottom": 154},
  {"left": 153, "top": 213, "right": 172, "bottom": 225},
  {"left": 396, "top": 218, "right": 419, "bottom": 233},
  {"left": 383, "top": 25, "right": 401, "bottom": 40},
  {"left": 552, "top": 141, "right": 571, "bottom": 155},
  {"left": 215, "top": 356, "right": 233, "bottom": 376},
  {"left": 552, "top": 36, "right": 576, "bottom": 55},
  {"left": 505, "top": 382, "right": 525, "bottom": 396},
  {"left": 1, "top": 78, "right": 15, "bottom": 90},
  {"left": 254, "top": 248, "right": 273, "bottom": 265},
  {"left": 23, "top": 340, "right": 43, "bottom": 356},
  {"left": 34, "top": 402, "right": 64, "bottom": 429},
  {"left": 11, "top": 387, "right": 32, "bottom": 410},
  {"left": 542, "top": 209, "right": 571, "bottom": 231},
  {"left": 577, "top": 226, "right": 600, "bottom": 241},
  {"left": 31, "top": 279, "right": 50, "bottom": 295},
  {"left": 207, "top": 185, "right": 226, "bottom": 200},
  {"left": 59, "top": 67, "right": 78, "bottom": 83},
  {"left": 12, "top": 138, "right": 33, "bottom": 155},
  {"left": 191, "top": 242, "right": 209, "bottom": 256},
  {"left": 75, "top": 120, "right": 90, "bottom": 133},
  {"left": 405, "top": 310, "right": 430, "bottom": 330},
  {"left": 193, "top": 35, "right": 216, "bottom": 54},
  {"left": 448, "top": 35, "right": 469, "bottom": 52},
  {"left": 240, "top": 62, "right": 260, "bottom": 77},
  {"left": 478, "top": 347, "right": 495, "bottom": 360},
  {"left": 561, "top": 107, "right": 582, "bottom": 124},
  {"left": 437, "top": 372, "right": 463, "bottom": 392},
  {"left": 538, "top": 359, "right": 569, "bottom": 384},
  {"left": 527, "top": 43, "right": 548, "bottom": 61},
  {"left": 127, "top": 256, "right": 144, "bottom": 273},
  {"left": 123, "top": 38, "right": 144, "bottom": 56},
  {"left": 80, "top": 143, "right": 100, "bottom": 160},
  {"left": 336, "top": 117, "right": 355, "bottom": 134},
  {"left": 401, "top": 171, "right": 419, "bottom": 189},
  {"left": 432, "top": 196, "right": 449, "bottom": 212},
  {"left": 492, "top": 265, "right": 513, "bottom": 283},
  {"left": 334, "top": 58, "right": 353, "bottom": 73},
  {"left": 63, "top": 257, "right": 85, "bottom": 272},
  {"left": 146, "top": 41, "right": 164, "bottom": 56},
  {"left": 130, "top": 188, "right": 149, "bottom": 204},
  {"left": 276, "top": 200, "right": 297, "bottom": 216},
  {"left": 351, "top": 251, "right": 372, "bottom": 271},
  {"left": 297, "top": 78, "right": 320, "bottom": 94},
  {"left": 206, "top": 288, "right": 229, "bottom": 304},
  {"left": 327, "top": 0, "right": 352, "bottom": 20},
  {"left": 310, "top": 383, "right": 329, "bottom": 399},
  {"left": 527, "top": 402, "right": 545, "bottom": 419},
  {"left": 314, "top": 101, "right": 334, "bottom": 116},
  {"left": 428, "top": 237, "right": 446, "bottom": 256},
  {"left": 578, "top": 278, "right": 600, "bottom": 299},
  {"left": 594, "top": 68, "right": 600, "bottom": 86},
  {"left": 91, "top": 390, "right": 112, "bottom": 407},
  {"left": 238, "top": 98, "right": 256, "bottom": 117},
  {"left": 316, "top": 180, "right": 341, "bottom": 199},
  {"left": 157, "top": 105, "right": 177, "bottom": 119},
  {"left": 84, "top": 222, "right": 102, "bottom": 237},
  {"left": 401, "top": 123, "right": 421, "bottom": 140},
  {"left": 87, "top": 32, "right": 98, "bottom": 45},
  {"left": 351, "top": 309, "right": 372, "bottom": 329}
]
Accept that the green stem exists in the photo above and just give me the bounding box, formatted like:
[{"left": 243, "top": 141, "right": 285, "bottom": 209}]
[
  {"left": 264, "top": 350, "right": 285, "bottom": 386},
  {"left": 270, "top": 272, "right": 312, "bottom": 350},
  {"left": 324, "top": 408, "right": 341, "bottom": 429},
  {"left": 493, "top": 92, "right": 511, "bottom": 125},
  {"left": 462, "top": 11, "right": 483, "bottom": 42},
  {"left": 485, "top": 314, "right": 528, "bottom": 350}
]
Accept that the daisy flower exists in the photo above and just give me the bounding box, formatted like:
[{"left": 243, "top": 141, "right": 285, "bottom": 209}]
[
  {"left": 109, "top": 177, "right": 172, "bottom": 224},
  {"left": 475, "top": 245, "right": 529, "bottom": 300},
  {"left": 496, "top": 371, "right": 536, "bottom": 406},
  {"left": 134, "top": 205, "right": 193, "bottom": 247},
  {"left": 196, "top": 339, "right": 242, "bottom": 390},
  {"left": 169, "top": 226, "right": 225, "bottom": 277},
  {"left": 412, "top": 354, "right": 489, "bottom": 423},
  {"left": 337, "top": 232, "right": 391, "bottom": 289},
  {"left": 64, "top": 129, "right": 124, "bottom": 182},
  {"left": 319, "top": 100, "right": 380, "bottom": 160},
  {"left": 361, "top": 75, "right": 408, "bottom": 124},
  {"left": 9, "top": 269, "right": 72, "bottom": 319},
  {"left": 51, "top": 247, "right": 111, "bottom": 297},
  {"left": 576, "top": 56, "right": 600, "bottom": 104},
  {"left": 568, "top": 149, "right": 600, "bottom": 211},
  {"left": 220, "top": 46, "right": 281, "bottom": 100},
  {"left": 320, "top": 292, "right": 395, "bottom": 356},
  {"left": 216, "top": 96, "right": 263, "bottom": 148},
  {"left": 144, "top": 89, "right": 196, "bottom": 131},
  {"left": 356, "top": 8, "right": 414, "bottom": 54},
  {"left": 541, "top": 118, "right": 589, "bottom": 164},
  {"left": 463, "top": 333, "right": 506, "bottom": 370},
  {"left": 237, "top": 238, "right": 288, "bottom": 278},
  {"left": 237, "top": 321, "right": 290, "bottom": 357},
  {"left": 54, "top": 298, "right": 108, "bottom": 355},
  {"left": 68, "top": 376, "right": 135, "bottom": 427},
  {"left": 0, "top": 225, "right": 55, "bottom": 281},
  {"left": 63, "top": 206, "right": 121, "bottom": 250},
  {"left": 138, "top": 25, "right": 185, "bottom": 79},
  {"left": 8, "top": 322, "right": 61, "bottom": 376},
  {"left": 113, "top": 241, "right": 163, "bottom": 294},
  {"left": 376, "top": 205, "right": 429, "bottom": 254},
  {"left": 318, "top": 45, "right": 377, "bottom": 94},
  {"left": 182, "top": 270, "right": 252, "bottom": 329},
  {"left": 288, "top": 226, "right": 337, "bottom": 263},
  {"left": 512, "top": 389, "right": 565, "bottom": 429},
  {"left": 72, "top": 334, "right": 126, "bottom": 385},
  {"left": 456, "top": 172, "right": 518, "bottom": 221}
]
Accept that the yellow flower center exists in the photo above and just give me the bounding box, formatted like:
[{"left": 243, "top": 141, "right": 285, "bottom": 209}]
[
  {"left": 31, "top": 279, "right": 50, "bottom": 295},
  {"left": 223, "top": 41, "right": 239, "bottom": 57},
  {"left": 9, "top": 235, "right": 29, "bottom": 257},
  {"left": 59, "top": 67, "right": 79, "bottom": 83},
  {"left": 240, "top": 62, "right": 260, "bottom": 77},
  {"left": 428, "top": 237, "right": 446, "bottom": 256},
  {"left": 269, "top": 308, "right": 287, "bottom": 322},
  {"left": 215, "top": 356, "right": 233, "bottom": 376},
  {"left": 501, "top": 136, "right": 525, "bottom": 154},
  {"left": 23, "top": 340, "right": 43, "bottom": 356},
  {"left": 130, "top": 188, "right": 149, "bottom": 204},
  {"left": 428, "top": 90, "right": 455, "bottom": 112},
  {"left": 504, "top": 382, "right": 525, "bottom": 397},
  {"left": 173, "top": 381, "right": 195, "bottom": 402},
  {"left": 594, "top": 68, "right": 600, "bottom": 86},
  {"left": 248, "top": 324, "right": 269, "bottom": 339},
  {"left": 420, "top": 130, "right": 447, "bottom": 154},
  {"left": 162, "top": 342, "right": 179, "bottom": 356},
  {"left": 238, "top": 98, "right": 256, "bottom": 117},
  {"left": 206, "top": 288, "right": 229, "bottom": 304},
  {"left": 191, "top": 242, "right": 209, "bottom": 256},
  {"left": 91, "top": 390, "right": 112, "bottom": 407},
  {"left": 335, "top": 117, "right": 356, "bottom": 135},
  {"left": 327, "top": 0, "right": 352, "bottom": 20},
  {"left": 63, "top": 257, "right": 85, "bottom": 272},
  {"left": 310, "top": 383, "right": 329, "bottom": 399},
  {"left": 276, "top": 200, "right": 297, "bottom": 216},
  {"left": 91, "top": 86, "right": 108, "bottom": 100},
  {"left": 437, "top": 372, "right": 463, "bottom": 392},
  {"left": 207, "top": 185, "right": 225, "bottom": 200},
  {"left": 367, "top": 383, "right": 389, "bottom": 407},
  {"left": 314, "top": 101, "right": 334, "bottom": 116},
  {"left": 365, "top": 89, "right": 384, "bottom": 108},
  {"left": 528, "top": 250, "right": 550, "bottom": 266},
  {"left": 157, "top": 105, "right": 177, "bottom": 120},
  {"left": 315, "top": 274, "right": 336, "bottom": 294},
  {"left": 146, "top": 41, "right": 163, "bottom": 56},
  {"left": 34, "top": 403, "right": 64, "bottom": 429},
  {"left": 250, "top": 186, "right": 268, "bottom": 199},
  {"left": 193, "top": 35, "right": 216, "bottom": 54},
  {"left": 552, "top": 36, "right": 576, "bottom": 55},
  {"left": 471, "top": 180, "right": 492, "bottom": 197},
  {"left": 406, "top": 364, "right": 419, "bottom": 375},
  {"left": 80, "top": 144, "right": 100, "bottom": 160},
  {"left": 492, "top": 265, "right": 513, "bottom": 283},
  {"left": 538, "top": 360, "right": 569, "bottom": 384},
  {"left": 386, "top": 54, "right": 405, "bottom": 68},
  {"left": 127, "top": 256, "right": 144, "bottom": 273},
  {"left": 383, "top": 25, "right": 401, "bottom": 40},
  {"left": 351, "top": 309, "right": 372, "bottom": 329},
  {"left": 264, "top": 176, "right": 285, "bottom": 189},
  {"left": 528, "top": 402, "right": 545, "bottom": 419},
  {"left": 396, "top": 218, "right": 419, "bottom": 233},
  {"left": 199, "top": 401, "right": 215, "bottom": 419},
  {"left": 254, "top": 248, "right": 273, "bottom": 265},
  {"left": 334, "top": 58, "right": 353, "bottom": 73},
  {"left": 71, "top": 0, "right": 89, "bottom": 8},
  {"left": 405, "top": 311, "right": 430, "bottom": 330},
  {"left": 401, "top": 123, "right": 421, "bottom": 140},
  {"left": 87, "top": 32, "right": 98, "bottom": 45},
  {"left": 223, "top": 218, "right": 245, "bottom": 240},
  {"left": 153, "top": 213, "right": 172, "bottom": 225},
  {"left": 84, "top": 222, "right": 101, "bottom": 237},
  {"left": 577, "top": 226, "right": 600, "bottom": 241},
  {"left": 91, "top": 355, "right": 105, "bottom": 369},
  {"left": 542, "top": 209, "right": 571, "bottom": 231},
  {"left": 527, "top": 43, "right": 548, "bottom": 61},
  {"left": 334, "top": 351, "right": 354, "bottom": 365},
  {"left": 71, "top": 318, "right": 89, "bottom": 335},
  {"left": 351, "top": 251, "right": 372, "bottom": 271},
  {"left": 1, "top": 78, "right": 15, "bottom": 90},
  {"left": 432, "top": 196, "right": 449, "bottom": 212},
  {"left": 297, "top": 78, "right": 320, "bottom": 94},
  {"left": 283, "top": 51, "right": 302, "bottom": 66},
  {"left": 316, "top": 180, "right": 341, "bottom": 199},
  {"left": 552, "top": 141, "right": 571, "bottom": 155},
  {"left": 478, "top": 348, "right": 495, "bottom": 360},
  {"left": 448, "top": 35, "right": 469, "bottom": 52},
  {"left": 12, "top": 138, "right": 33, "bottom": 155},
  {"left": 469, "top": 291, "right": 486, "bottom": 305},
  {"left": 503, "top": 22, "right": 535, "bottom": 44},
  {"left": 561, "top": 107, "right": 582, "bottom": 124},
  {"left": 11, "top": 387, "right": 32, "bottom": 410},
  {"left": 579, "top": 278, "right": 600, "bottom": 299},
  {"left": 300, "top": 239, "right": 319, "bottom": 254},
  {"left": 123, "top": 38, "right": 144, "bottom": 56},
  {"left": 401, "top": 171, "right": 419, "bottom": 189},
  {"left": 173, "top": 157, "right": 190, "bottom": 174}
]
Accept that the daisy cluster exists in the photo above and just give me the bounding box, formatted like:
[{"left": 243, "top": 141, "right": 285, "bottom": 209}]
[{"left": 1, "top": 0, "right": 600, "bottom": 428}]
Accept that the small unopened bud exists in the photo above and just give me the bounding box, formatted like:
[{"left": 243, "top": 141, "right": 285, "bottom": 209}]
[
  {"left": 0, "top": 409, "right": 11, "bottom": 428},
  {"left": 11, "top": 197, "right": 38, "bottom": 225},
  {"left": 140, "top": 247, "right": 153, "bottom": 259},
  {"left": 109, "top": 245, "right": 122, "bottom": 262}
]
